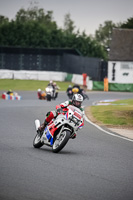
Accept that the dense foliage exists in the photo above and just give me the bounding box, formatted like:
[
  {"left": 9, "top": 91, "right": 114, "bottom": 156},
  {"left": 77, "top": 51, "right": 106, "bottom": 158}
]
[
  {"left": 94, "top": 21, "right": 117, "bottom": 50},
  {"left": 120, "top": 17, "right": 133, "bottom": 29},
  {"left": 0, "top": 5, "right": 132, "bottom": 61},
  {"left": 0, "top": 6, "right": 107, "bottom": 60}
]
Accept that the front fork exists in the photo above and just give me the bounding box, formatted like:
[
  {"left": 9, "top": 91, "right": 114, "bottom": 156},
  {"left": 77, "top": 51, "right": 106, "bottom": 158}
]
[
  {"left": 55, "top": 126, "right": 64, "bottom": 140},
  {"left": 35, "top": 119, "right": 40, "bottom": 131}
]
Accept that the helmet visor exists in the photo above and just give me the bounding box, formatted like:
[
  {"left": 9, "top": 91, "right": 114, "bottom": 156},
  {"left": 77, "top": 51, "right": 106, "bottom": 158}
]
[{"left": 73, "top": 100, "right": 81, "bottom": 108}]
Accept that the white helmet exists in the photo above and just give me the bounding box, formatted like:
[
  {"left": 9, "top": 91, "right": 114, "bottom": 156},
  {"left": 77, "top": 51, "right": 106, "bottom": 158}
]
[
  {"left": 38, "top": 88, "right": 41, "bottom": 92},
  {"left": 72, "top": 94, "right": 83, "bottom": 108}
]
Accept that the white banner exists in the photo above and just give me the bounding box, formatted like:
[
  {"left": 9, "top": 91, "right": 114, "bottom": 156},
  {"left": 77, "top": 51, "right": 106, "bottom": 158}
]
[{"left": 108, "top": 61, "right": 133, "bottom": 83}]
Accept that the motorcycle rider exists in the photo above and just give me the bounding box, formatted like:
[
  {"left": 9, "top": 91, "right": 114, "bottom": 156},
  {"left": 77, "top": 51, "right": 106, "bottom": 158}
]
[
  {"left": 72, "top": 84, "right": 89, "bottom": 100},
  {"left": 38, "top": 94, "right": 84, "bottom": 139},
  {"left": 37, "top": 88, "right": 46, "bottom": 100},
  {"left": 72, "top": 84, "right": 81, "bottom": 91},
  {"left": 53, "top": 82, "right": 60, "bottom": 99},
  {"left": 47, "top": 80, "right": 55, "bottom": 99},
  {"left": 66, "top": 85, "right": 73, "bottom": 99}
]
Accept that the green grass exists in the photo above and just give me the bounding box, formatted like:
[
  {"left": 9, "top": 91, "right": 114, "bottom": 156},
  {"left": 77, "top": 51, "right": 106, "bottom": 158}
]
[
  {"left": 0, "top": 79, "right": 74, "bottom": 91},
  {"left": 90, "top": 99, "right": 133, "bottom": 127}
]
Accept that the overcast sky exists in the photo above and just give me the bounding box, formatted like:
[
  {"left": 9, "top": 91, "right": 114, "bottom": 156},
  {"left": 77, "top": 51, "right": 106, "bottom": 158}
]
[{"left": 0, "top": 0, "right": 133, "bottom": 35}]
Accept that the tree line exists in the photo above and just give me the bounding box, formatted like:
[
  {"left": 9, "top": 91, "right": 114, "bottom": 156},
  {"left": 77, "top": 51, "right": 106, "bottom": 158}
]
[{"left": 0, "top": 5, "right": 133, "bottom": 60}]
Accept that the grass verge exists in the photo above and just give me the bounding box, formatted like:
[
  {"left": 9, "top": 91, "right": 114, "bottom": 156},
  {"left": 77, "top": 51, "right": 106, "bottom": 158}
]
[
  {"left": 88, "top": 99, "right": 133, "bottom": 128},
  {"left": 0, "top": 79, "right": 73, "bottom": 91}
]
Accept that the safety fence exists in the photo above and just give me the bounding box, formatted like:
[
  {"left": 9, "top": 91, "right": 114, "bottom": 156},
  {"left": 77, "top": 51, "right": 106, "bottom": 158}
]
[{"left": 0, "top": 46, "right": 107, "bottom": 81}]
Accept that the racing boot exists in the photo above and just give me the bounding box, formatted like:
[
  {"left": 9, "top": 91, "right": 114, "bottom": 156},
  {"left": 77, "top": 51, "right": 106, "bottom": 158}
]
[{"left": 38, "top": 120, "right": 48, "bottom": 137}]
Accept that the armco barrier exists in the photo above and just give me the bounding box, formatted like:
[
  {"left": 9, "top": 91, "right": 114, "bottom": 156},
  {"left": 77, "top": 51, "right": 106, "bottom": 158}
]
[
  {"left": 0, "top": 69, "right": 93, "bottom": 90},
  {"left": 0, "top": 70, "right": 67, "bottom": 81}
]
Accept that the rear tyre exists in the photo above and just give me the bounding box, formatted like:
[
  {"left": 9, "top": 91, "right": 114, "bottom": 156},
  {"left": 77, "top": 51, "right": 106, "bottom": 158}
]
[{"left": 52, "top": 130, "right": 71, "bottom": 153}]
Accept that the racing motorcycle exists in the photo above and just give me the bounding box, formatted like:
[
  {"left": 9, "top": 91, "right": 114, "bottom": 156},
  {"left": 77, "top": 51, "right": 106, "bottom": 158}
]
[
  {"left": 45, "top": 86, "right": 54, "bottom": 101},
  {"left": 33, "top": 105, "right": 84, "bottom": 153}
]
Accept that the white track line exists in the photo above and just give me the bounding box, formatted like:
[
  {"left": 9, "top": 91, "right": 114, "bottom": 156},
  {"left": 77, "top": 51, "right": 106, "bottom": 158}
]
[{"left": 84, "top": 115, "right": 133, "bottom": 143}]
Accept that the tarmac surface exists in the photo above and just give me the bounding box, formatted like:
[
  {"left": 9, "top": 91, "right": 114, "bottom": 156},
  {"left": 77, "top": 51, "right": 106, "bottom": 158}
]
[
  {"left": 1, "top": 90, "right": 133, "bottom": 141},
  {"left": 0, "top": 90, "right": 133, "bottom": 200}
]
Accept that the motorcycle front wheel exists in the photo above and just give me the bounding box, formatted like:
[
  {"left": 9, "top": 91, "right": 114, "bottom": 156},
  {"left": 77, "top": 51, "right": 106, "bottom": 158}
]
[
  {"left": 47, "top": 94, "right": 51, "bottom": 101},
  {"left": 52, "top": 130, "right": 71, "bottom": 153},
  {"left": 33, "top": 132, "right": 44, "bottom": 148}
]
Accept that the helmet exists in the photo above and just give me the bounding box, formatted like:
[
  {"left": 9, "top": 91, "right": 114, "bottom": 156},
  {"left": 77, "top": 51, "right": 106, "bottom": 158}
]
[
  {"left": 53, "top": 82, "right": 56, "bottom": 86},
  {"left": 38, "top": 88, "right": 41, "bottom": 92},
  {"left": 72, "top": 94, "right": 83, "bottom": 108},
  {"left": 50, "top": 80, "right": 53, "bottom": 84}
]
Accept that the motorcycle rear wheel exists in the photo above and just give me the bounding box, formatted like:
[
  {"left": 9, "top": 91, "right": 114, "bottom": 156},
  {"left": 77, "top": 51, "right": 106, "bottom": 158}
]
[
  {"left": 33, "top": 132, "right": 44, "bottom": 148},
  {"left": 52, "top": 130, "right": 71, "bottom": 153}
]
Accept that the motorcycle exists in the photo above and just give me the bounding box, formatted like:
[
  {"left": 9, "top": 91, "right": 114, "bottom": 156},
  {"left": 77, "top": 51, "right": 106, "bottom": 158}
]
[
  {"left": 37, "top": 89, "right": 47, "bottom": 100},
  {"left": 80, "top": 89, "right": 89, "bottom": 100},
  {"left": 68, "top": 87, "right": 89, "bottom": 101},
  {"left": 33, "top": 105, "right": 84, "bottom": 153},
  {"left": 45, "top": 86, "right": 54, "bottom": 101}
]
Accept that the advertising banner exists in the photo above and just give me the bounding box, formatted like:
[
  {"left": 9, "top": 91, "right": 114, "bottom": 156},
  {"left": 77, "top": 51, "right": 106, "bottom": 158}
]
[{"left": 108, "top": 61, "right": 133, "bottom": 83}]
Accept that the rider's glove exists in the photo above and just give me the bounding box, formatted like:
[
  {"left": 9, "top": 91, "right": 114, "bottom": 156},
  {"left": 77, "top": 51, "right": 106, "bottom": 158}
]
[{"left": 57, "top": 107, "right": 63, "bottom": 113}]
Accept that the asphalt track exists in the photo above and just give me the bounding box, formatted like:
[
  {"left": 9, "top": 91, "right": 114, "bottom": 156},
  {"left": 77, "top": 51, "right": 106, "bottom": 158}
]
[{"left": 0, "top": 91, "right": 133, "bottom": 200}]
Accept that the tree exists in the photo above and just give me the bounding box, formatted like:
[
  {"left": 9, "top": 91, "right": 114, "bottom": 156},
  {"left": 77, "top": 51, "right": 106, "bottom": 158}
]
[
  {"left": 0, "top": 5, "right": 107, "bottom": 60},
  {"left": 63, "top": 13, "right": 75, "bottom": 35},
  {"left": 15, "top": 6, "right": 57, "bottom": 30},
  {"left": 0, "top": 15, "right": 9, "bottom": 24},
  {"left": 121, "top": 17, "right": 133, "bottom": 29},
  {"left": 94, "top": 20, "right": 121, "bottom": 59},
  {"left": 94, "top": 21, "right": 117, "bottom": 48}
]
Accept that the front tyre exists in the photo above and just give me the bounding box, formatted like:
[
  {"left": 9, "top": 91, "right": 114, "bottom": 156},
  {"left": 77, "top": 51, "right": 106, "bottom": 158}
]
[
  {"left": 33, "top": 132, "right": 44, "bottom": 148},
  {"left": 52, "top": 130, "right": 71, "bottom": 153},
  {"left": 47, "top": 94, "right": 51, "bottom": 101}
]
